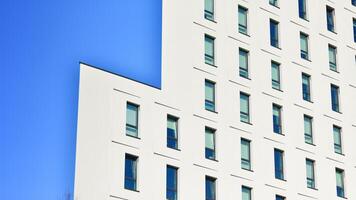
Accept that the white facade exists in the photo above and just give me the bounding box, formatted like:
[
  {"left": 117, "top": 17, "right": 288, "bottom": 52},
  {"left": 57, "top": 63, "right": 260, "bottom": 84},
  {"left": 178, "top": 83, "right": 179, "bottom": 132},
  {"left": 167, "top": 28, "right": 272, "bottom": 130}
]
[{"left": 74, "top": 0, "right": 356, "bottom": 200}]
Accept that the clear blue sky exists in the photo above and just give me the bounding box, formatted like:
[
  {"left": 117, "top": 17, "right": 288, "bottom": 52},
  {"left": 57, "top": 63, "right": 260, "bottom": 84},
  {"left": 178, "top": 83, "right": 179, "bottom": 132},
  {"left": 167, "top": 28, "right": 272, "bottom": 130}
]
[{"left": 0, "top": 1, "right": 161, "bottom": 199}]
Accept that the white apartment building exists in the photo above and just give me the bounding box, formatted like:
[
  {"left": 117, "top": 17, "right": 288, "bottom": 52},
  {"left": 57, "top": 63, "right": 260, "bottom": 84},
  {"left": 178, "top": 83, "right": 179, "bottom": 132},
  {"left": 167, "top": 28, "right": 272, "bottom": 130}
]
[{"left": 74, "top": 0, "right": 356, "bottom": 200}]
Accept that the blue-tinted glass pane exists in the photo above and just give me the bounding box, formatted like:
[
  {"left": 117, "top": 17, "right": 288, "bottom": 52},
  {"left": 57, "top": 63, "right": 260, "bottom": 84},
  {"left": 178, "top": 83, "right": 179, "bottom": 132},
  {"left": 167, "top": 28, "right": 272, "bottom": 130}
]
[
  {"left": 124, "top": 156, "right": 137, "bottom": 190},
  {"left": 327, "top": 8, "right": 334, "bottom": 32},
  {"left": 276, "top": 195, "right": 285, "bottom": 200},
  {"left": 331, "top": 85, "right": 339, "bottom": 112},
  {"left": 205, "top": 148, "right": 215, "bottom": 160},
  {"left": 274, "top": 150, "right": 284, "bottom": 179},
  {"left": 270, "top": 21, "right": 279, "bottom": 47},
  {"left": 166, "top": 167, "right": 177, "bottom": 200},
  {"left": 353, "top": 0, "right": 356, "bottom": 6},
  {"left": 353, "top": 19, "right": 356, "bottom": 42},
  {"left": 299, "top": 0, "right": 307, "bottom": 19},
  {"left": 206, "top": 178, "right": 215, "bottom": 200},
  {"left": 337, "top": 187, "right": 345, "bottom": 197}
]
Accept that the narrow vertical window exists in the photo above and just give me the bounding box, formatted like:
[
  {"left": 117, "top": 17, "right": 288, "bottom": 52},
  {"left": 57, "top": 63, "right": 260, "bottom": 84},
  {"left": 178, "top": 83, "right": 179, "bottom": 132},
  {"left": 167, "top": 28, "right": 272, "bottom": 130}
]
[
  {"left": 167, "top": 116, "right": 178, "bottom": 149},
  {"left": 302, "top": 73, "right": 311, "bottom": 101},
  {"left": 328, "top": 45, "right": 337, "bottom": 71},
  {"left": 331, "top": 84, "right": 340, "bottom": 112},
  {"left": 276, "top": 195, "right": 285, "bottom": 200},
  {"left": 304, "top": 115, "right": 313, "bottom": 144},
  {"left": 336, "top": 168, "right": 345, "bottom": 198},
  {"left": 126, "top": 102, "right": 139, "bottom": 137},
  {"left": 270, "top": 19, "right": 279, "bottom": 48},
  {"left": 240, "top": 92, "right": 250, "bottom": 123},
  {"left": 353, "top": 0, "right": 356, "bottom": 6},
  {"left": 300, "top": 32, "right": 309, "bottom": 60},
  {"left": 274, "top": 148, "right": 284, "bottom": 180},
  {"left": 166, "top": 166, "right": 178, "bottom": 200},
  {"left": 205, "top": 0, "right": 214, "bottom": 21},
  {"left": 271, "top": 61, "right": 281, "bottom": 90},
  {"left": 333, "top": 125, "right": 342, "bottom": 154},
  {"left": 241, "top": 138, "right": 251, "bottom": 170},
  {"left": 206, "top": 176, "right": 216, "bottom": 200},
  {"left": 205, "top": 127, "right": 216, "bottom": 160},
  {"left": 326, "top": 6, "right": 335, "bottom": 32},
  {"left": 306, "top": 159, "right": 316, "bottom": 189},
  {"left": 124, "top": 154, "right": 138, "bottom": 191},
  {"left": 239, "top": 48, "right": 249, "bottom": 78},
  {"left": 273, "top": 104, "right": 282, "bottom": 134},
  {"left": 242, "top": 186, "right": 252, "bottom": 200},
  {"left": 299, "top": 0, "right": 307, "bottom": 20},
  {"left": 270, "top": 0, "right": 278, "bottom": 7},
  {"left": 205, "top": 35, "right": 215, "bottom": 65},
  {"left": 238, "top": 6, "right": 248, "bottom": 35},
  {"left": 205, "top": 80, "right": 216, "bottom": 112},
  {"left": 353, "top": 18, "right": 356, "bottom": 42}
]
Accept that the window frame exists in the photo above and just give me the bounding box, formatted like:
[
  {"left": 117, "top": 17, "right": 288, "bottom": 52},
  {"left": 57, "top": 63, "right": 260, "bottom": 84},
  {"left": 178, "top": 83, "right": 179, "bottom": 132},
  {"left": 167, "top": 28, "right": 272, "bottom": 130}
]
[
  {"left": 205, "top": 34, "right": 215, "bottom": 66},
  {"left": 300, "top": 32, "right": 309, "bottom": 60},
  {"left": 330, "top": 84, "right": 340, "bottom": 112},
  {"left": 299, "top": 0, "right": 308, "bottom": 20},
  {"left": 272, "top": 104, "right": 283, "bottom": 135},
  {"left": 333, "top": 125, "right": 343, "bottom": 155},
  {"left": 205, "top": 79, "right": 216, "bottom": 112},
  {"left": 274, "top": 148, "right": 285, "bottom": 180},
  {"left": 304, "top": 115, "right": 313, "bottom": 145},
  {"left": 270, "top": 19, "right": 280, "bottom": 48},
  {"left": 126, "top": 102, "right": 139, "bottom": 138},
  {"left": 238, "top": 6, "right": 248, "bottom": 35},
  {"left": 204, "top": 0, "right": 215, "bottom": 21},
  {"left": 205, "top": 127, "right": 216, "bottom": 160},
  {"left": 306, "top": 158, "right": 316, "bottom": 189},
  {"left": 328, "top": 44, "right": 337, "bottom": 72},
  {"left": 242, "top": 185, "right": 252, "bottom": 200},
  {"left": 205, "top": 176, "right": 217, "bottom": 200},
  {"left": 326, "top": 6, "right": 335, "bottom": 33},
  {"left": 124, "top": 154, "right": 138, "bottom": 191},
  {"left": 335, "top": 168, "right": 345, "bottom": 198},
  {"left": 240, "top": 92, "right": 250, "bottom": 123},
  {"left": 166, "top": 165, "right": 178, "bottom": 200},
  {"left": 271, "top": 61, "right": 281, "bottom": 90},
  {"left": 239, "top": 48, "right": 250, "bottom": 79},
  {"left": 167, "top": 115, "right": 179, "bottom": 150},
  {"left": 302, "top": 73, "right": 311, "bottom": 102},
  {"left": 241, "top": 138, "right": 251, "bottom": 170}
]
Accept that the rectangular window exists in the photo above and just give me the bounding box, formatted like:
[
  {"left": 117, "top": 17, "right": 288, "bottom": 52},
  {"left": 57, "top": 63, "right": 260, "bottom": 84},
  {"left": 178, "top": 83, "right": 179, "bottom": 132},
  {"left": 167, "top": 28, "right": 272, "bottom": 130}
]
[
  {"left": 331, "top": 84, "right": 340, "bottom": 112},
  {"left": 328, "top": 45, "right": 337, "bottom": 71},
  {"left": 270, "top": 19, "right": 279, "bottom": 48},
  {"left": 126, "top": 102, "right": 139, "bottom": 137},
  {"left": 270, "top": 0, "right": 278, "bottom": 7},
  {"left": 240, "top": 92, "right": 250, "bottom": 123},
  {"left": 300, "top": 32, "right": 309, "bottom": 60},
  {"left": 333, "top": 125, "right": 342, "bottom": 154},
  {"left": 206, "top": 176, "right": 216, "bottom": 200},
  {"left": 353, "top": 0, "right": 356, "bottom": 6},
  {"left": 239, "top": 48, "right": 249, "bottom": 78},
  {"left": 353, "top": 18, "right": 356, "bottom": 42},
  {"left": 205, "top": 0, "right": 214, "bottom": 21},
  {"left": 274, "top": 148, "right": 284, "bottom": 180},
  {"left": 336, "top": 168, "right": 345, "bottom": 198},
  {"left": 306, "top": 159, "right": 316, "bottom": 189},
  {"left": 242, "top": 186, "right": 252, "bottom": 200},
  {"left": 205, "top": 127, "right": 216, "bottom": 160},
  {"left": 166, "top": 166, "right": 178, "bottom": 200},
  {"left": 299, "top": 0, "right": 307, "bottom": 20},
  {"left": 273, "top": 104, "right": 282, "bottom": 134},
  {"left": 302, "top": 73, "right": 311, "bottom": 101},
  {"left": 304, "top": 115, "right": 313, "bottom": 144},
  {"left": 326, "top": 6, "right": 335, "bottom": 32},
  {"left": 241, "top": 138, "right": 251, "bottom": 170},
  {"left": 238, "top": 6, "right": 248, "bottom": 35},
  {"left": 271, "top": 61, "right": 281, "bottom": 90},
  {"left": 124, "top": 154, "right": 138, "bottom": 191},
  {"left": 276, "top": 195, "right": 285, "bottom": 200},
  {"left": 167, "top": 116, "right": 178, "bottom": 149},
  {"left": 205, "top": 80, "right": 216, "bottom": 112},
  {"left": 205, "top": 35, "right": 215, "bottom": 65}
]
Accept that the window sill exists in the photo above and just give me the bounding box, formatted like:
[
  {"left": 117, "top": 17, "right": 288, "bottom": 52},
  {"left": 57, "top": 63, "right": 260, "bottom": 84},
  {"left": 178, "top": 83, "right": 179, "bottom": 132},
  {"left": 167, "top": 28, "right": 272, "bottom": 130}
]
[
  {"left": 271, "top": 45, "right": 282, "bottom": 50},
  {"left": 305, "top": 142, "right": 316, "bottom": 146},
  {"left": 328, "top": 30, "right": 337, "bottom": 34},
  {"left": 241, "top": 121, "right": 253, "bottom": 126},
  {"left": 335, "top": 152, "right": 345, "bottom": 156},
  {"left": 206, "top": 158, "right": 219, "bottom": 162},
  {"left": 269, "top": 4, "right": 280, "bottom": 9},
  {"left": 272, "top": 88, "right": 283, "bottom": 92},
  {"left": 276, "top": 178, "right": 287, "bottom": 182},
  {"left": 301, "top": 58, "right": 312, "bottom": 62},
  {"left": 299, "top": 17, "right": 309, "bottom": 22},
  {"left": 167, "top": 147, "right": 181, "bottom": 151},
  {"left": 205, "top": 62, "right": 218, "bottom": 68},
  {"left": 307, "top": 187, "right": 318, "bottom": 191},
  {"left": 126, "top": 134, "right": 141, "bottom": 140},
  {"left": 239, "top": 32, "right": 251, "bottom": 37},
  {"left": 330, "top": 68, "right": 340, "bottom": 73},
  {"left": 274, "top": 132, "right": 285, "bottom": 136},
  {"left": 240, "top": 76, "right": 251, "bottom": 80},
  {"left": 242, "top": 168, "right": 254, "bottom": 172},
  {"left": 205, "top": 109, "right": 218, "bottom": 114},
  {"left": 125, "top": 188, "right": 140, "bottom": 193},
  {"left": 337, "top": 196, "right": 348, "bottom": 199},
  {"left": 205, "top": 18, "right": 217, "bottom": 23},
  {"left": 303, "top": 99, "right": 314, "bottom": 103},
  {"left": 332, "top": 110, "right": 343, "bottom": 114}
]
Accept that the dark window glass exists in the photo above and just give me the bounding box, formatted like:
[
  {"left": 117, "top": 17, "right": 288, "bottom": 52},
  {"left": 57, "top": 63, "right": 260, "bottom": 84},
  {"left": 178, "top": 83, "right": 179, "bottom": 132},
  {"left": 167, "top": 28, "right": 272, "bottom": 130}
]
[
  {"left": 205, "top": 0, "right": 214, "bottom": 21},
  {"left": 333, "top": 125, "right": 342, "bottom": 154},
  {"left": 274, "top": 149, "right": 284, "bottom": 180},
  {"left": 205, "top": 80, "right": 216, "bottom": 112},
  {"left": 240, "top": 92, "right": 250, "bottom": 123},
  {"left": 166, "top": 166, "right": 178, "bottom": 200},
  {"left": 238, "top": 6, "right": 248, "bottom": 35},
  {"left": 353, "top": 18, "right": 356, "bottom": 42},
  {"left": 167, "top": 116, "right": 178, "bottom": 149},
  {"left": 299, "top": 0, "right": 307, "bottom": 19},
  {"left": 126, "top": 102, "right": 139, "bottom": 137},
  {"left": 302, "top": 73, "right": 311, "bottom": 101},
  {"left": 239, "top": 48, "right": 249, "bottom": 78},
  {"left": 205, "top": 127, "right": 216, "bottom": 160},
  {"left": 124, "top": 154, "right": 138, "bottom": 191},
  {"left": 326, "top": 6, "right": 335, "bottom": 32},
  {"left": 273, "top": 104, "right": 282, "bottom": 134},
  {"left": 206, "top": 176, "right": 216, "bottom": 200},
  {"left": 271, "top": 61, "right": 281, "bottom": 90},
  {"left": 205, "top": 35, "right": 215, "bottom": 65},
  {"left": 300, "top": 32, "right": 309, "bottom": 60},
  {"left": 336, "top": 168, "right": 345, "bottom": 198},
  {"left": 276, "top": 195, "right": 285, "bottom": 200},
  {"left": 270, "top": 20, "right": 279, "bottom": 48},
  {"left": 331, "top": 84, "right": 340, "bottom": 112},
  {"left": 306, "top": 159, "right": 315, "bottom": 189}
]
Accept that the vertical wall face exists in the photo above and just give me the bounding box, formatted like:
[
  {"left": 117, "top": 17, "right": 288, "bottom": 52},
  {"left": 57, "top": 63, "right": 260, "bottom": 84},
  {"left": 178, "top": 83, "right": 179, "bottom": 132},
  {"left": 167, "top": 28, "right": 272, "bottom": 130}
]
[{"left": 75, "top": 0, "right": 356, "bottom": 200}]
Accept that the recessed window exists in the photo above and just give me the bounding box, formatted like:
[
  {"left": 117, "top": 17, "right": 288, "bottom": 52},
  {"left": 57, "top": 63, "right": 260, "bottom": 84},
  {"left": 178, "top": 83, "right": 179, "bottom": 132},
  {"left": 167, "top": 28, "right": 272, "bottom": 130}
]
[
  {"left": 206, "top": 176, "right": 216, "bottom": 200},
  {"left": 240, "top": 92, "right": 250, "bottom": 123},
  {"left": 300, "top": 32, "right": 309, "bottom": 60},
  {"left": 270, "top": 19, "right": 279, "bottom": 48},
  {"left": 331, "top": 84, "right": 340, "bottom": 112},
  {"left": 306, "top": 159, "right": 316, "bottom": 189},
  {"left": 353, "top": 18, "right": 356, "bottom": 42},
  {"left": 276, "top": 195, "right": 285, "bottom": 200},
  {"left": 328, "top": 45, "right": 337, "bottom": 72},
  {"left": 304, "top": 115, "right": 313, "bottom": 144},
  {"left": 270, "top": 0, "right": 278, "bottom": 7},
  {"left": 167, "top": 115, "right": 178, "bottom": 149},
  {"left": 353, "top": 0, "right": 356, "bottom": 6},
  {"left": 126, "top": 102, "right": 139, "bottom": 138},
  {"left": 333, "top": 125, "right": 342, "bottom": 154},
  {"left": 302, "top": 73, "right": 311, "bottom": 102},
  {"left": 238, "top": 6, "right": 248, "bottom": 35},
  {"left": 326, "top": 6, "right": 335, "bottom": 32},
  {"left": 273, "top": 104, "right": 282, "bottom": 134},
  {"left": 166, "top": 166, "right": 178, "bottom": 200},
  {"left": 335, "top": 168, "right": 345, "bottom": 198},
  {"left": 271, "top": 61, "right": 281, "bottom": 90},
  {"left": 205, "top": 0, "right": 214, "bottom": 21},
  {"left": 124, "top": 154, "right": 138, "bottom": 191},
  {"left": 239, "top": 48, "right": 249, "bottom": 78},
  {"left": 242, "top": 186, "right": 252, "bottom": 200},
  {"left": 299, "top": 0, "right": 307, "bottom": 20},
  {"left": 205, "top": 35, "right": 215, "bottom": 65},
  {"left": 241, "top": 138, "right": 251, "bottom": 170},
  {"left": 205, "top": 80, "right": 216, "bottom": 112},
  {"left": 205, "top": 127, "right": 216, "bottom": 160},
  {"left": 274, "top": 148, "right": 284, "bottom": 180}
]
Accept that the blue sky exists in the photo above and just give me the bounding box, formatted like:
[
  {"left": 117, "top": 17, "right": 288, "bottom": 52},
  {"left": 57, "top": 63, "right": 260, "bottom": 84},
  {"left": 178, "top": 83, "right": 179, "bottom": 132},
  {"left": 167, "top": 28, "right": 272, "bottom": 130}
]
[{"left": 0, "top": 0, "right": 161, "bottom": 199}]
